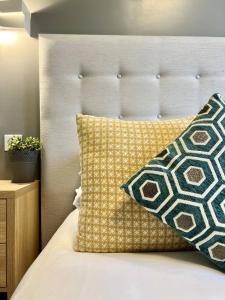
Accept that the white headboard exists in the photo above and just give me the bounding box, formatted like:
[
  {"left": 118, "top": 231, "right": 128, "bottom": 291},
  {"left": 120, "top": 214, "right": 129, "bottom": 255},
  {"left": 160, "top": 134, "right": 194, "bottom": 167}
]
[{"left": 39, "top": 34, "right": 225, "bottom": 246}]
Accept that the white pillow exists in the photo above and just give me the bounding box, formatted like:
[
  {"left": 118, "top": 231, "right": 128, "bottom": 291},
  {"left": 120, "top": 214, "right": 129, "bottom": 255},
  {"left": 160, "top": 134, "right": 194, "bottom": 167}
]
[{"left": 73, "top": 186, "right": 82, "bottom": 209}]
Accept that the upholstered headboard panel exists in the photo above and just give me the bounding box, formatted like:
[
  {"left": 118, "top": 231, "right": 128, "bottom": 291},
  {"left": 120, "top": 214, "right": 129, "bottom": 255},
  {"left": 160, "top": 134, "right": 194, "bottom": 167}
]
[{"left": 40, "top": 34, "right": 225, "bottom": 246}]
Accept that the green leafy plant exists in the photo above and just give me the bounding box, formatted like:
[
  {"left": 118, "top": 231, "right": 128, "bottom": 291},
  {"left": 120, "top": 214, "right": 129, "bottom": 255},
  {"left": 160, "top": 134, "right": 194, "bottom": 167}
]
[{"left": 8, "top": 136, "right": 42, "bottom": 151}]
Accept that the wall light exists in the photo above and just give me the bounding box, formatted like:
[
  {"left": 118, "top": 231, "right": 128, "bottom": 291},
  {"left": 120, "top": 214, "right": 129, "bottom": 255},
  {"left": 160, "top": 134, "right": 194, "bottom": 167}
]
[
  {"left": 0, "top": 28, "right": 17, "bottom": 44},
  {"left": 0, "top": 9, "right": 24, "bottom": 45}
]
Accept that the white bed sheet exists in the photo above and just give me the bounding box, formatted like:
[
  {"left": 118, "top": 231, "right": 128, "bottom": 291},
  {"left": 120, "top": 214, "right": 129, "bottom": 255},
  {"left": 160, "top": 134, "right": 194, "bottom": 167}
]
[{"left": 12, "top": 209, "right": 224, "bottom": 300}]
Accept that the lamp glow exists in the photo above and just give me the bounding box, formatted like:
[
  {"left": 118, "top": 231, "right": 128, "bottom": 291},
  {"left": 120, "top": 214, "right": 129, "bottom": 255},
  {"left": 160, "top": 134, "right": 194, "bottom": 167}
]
[{"left": 0, "top": 30, "right": 17, "bottom": 44}]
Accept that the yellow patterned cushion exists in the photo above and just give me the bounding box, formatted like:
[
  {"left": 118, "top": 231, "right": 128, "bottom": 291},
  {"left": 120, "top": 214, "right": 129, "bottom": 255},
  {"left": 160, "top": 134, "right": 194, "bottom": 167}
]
[{"left": 75, "top": 114, "right": 193, "bottom": 252}]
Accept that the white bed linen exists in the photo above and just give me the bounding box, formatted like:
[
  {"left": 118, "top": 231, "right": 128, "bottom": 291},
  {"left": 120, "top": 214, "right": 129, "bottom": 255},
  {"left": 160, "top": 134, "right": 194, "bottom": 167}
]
[{"left": 12, "top": 210, "right": 224, "bottom": 300}]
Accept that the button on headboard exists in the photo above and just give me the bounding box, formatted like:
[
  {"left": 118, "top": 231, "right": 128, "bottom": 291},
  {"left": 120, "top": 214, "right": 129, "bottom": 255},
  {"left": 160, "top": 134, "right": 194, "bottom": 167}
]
[{"left": 39, "top": 34, "right": 225, "bottom": 246}]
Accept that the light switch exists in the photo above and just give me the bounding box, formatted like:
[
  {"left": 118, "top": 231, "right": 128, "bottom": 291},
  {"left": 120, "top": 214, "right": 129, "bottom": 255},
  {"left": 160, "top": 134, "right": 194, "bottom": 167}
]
[{"left": 4, "top": 134, "right": 23, "bottom": 151}]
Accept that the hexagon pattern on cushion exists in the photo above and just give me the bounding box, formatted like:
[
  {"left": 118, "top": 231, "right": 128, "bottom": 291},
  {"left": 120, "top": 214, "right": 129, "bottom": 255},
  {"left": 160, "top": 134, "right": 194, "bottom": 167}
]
[{"left": 122, "top": 93, "right": 225, "bottom": 269}]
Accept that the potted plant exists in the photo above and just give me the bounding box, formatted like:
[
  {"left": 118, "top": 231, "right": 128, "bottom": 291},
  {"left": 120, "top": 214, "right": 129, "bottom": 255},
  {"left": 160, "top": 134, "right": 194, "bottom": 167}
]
[{"left": 8, "top": 136, "right": 41, "bottom": 183}]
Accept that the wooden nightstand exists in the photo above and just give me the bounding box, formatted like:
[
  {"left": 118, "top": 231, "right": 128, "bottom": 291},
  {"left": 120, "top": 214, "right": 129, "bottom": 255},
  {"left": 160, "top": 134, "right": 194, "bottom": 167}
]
[{"left": 0, "top": 181, "right": 40, "bottom": 299}]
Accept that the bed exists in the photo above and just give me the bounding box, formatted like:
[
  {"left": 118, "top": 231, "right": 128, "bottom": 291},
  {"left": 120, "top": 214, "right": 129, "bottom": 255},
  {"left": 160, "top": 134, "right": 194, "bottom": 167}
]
[
  {"left": 12, "top": 209, "right": 225, "bottom": 300},
  {"left": 12, "top": 35, "right": 225, "bottom": 299}
]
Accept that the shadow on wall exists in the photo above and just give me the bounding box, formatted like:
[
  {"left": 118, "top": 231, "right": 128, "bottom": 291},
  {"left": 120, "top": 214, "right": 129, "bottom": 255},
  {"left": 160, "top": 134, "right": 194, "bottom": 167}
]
[{"left": 30, "top": 0, "right": 130, "bottom": 36}]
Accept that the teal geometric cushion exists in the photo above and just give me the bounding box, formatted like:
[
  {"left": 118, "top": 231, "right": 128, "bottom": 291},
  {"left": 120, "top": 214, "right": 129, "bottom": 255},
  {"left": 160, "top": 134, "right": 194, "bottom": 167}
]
[{"left": 121, "top": 93, "right": 225, "bottom": 269}]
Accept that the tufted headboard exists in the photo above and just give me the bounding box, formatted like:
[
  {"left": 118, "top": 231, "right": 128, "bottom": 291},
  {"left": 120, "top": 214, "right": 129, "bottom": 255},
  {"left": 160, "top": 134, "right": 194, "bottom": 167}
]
[{"left": 39, "top": 34, "right": 225, "bottom": 246}]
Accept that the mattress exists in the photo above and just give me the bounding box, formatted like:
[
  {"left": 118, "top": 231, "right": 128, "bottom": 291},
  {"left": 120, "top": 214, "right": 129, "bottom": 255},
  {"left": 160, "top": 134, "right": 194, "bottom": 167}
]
[{"left": 12, "top": 209, "right": 224, "bottom": 300}]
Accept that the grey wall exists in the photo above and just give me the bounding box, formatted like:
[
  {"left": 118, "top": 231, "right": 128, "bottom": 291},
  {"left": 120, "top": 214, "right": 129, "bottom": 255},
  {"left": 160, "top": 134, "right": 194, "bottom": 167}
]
[
  {"left": 23, "top": 0, "right": 225, "bottom": 37},
  {"left": 0, "top": 29, "right": 39, "bottom": 179},
  {"left": 1, "top": 0, "right": 225, "bottom": 179}
]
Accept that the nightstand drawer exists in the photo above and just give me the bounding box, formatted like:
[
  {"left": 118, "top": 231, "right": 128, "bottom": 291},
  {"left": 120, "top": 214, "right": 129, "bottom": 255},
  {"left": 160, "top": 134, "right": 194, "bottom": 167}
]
[
  {"left": 0, "top": 244, "right": 6, "bottom": 287},
  {"left": 0, "top": 181, "right": 39, "bottom": 297},
  {"left": 0, "top": 200, "right": 6, "bottom": 243}
]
